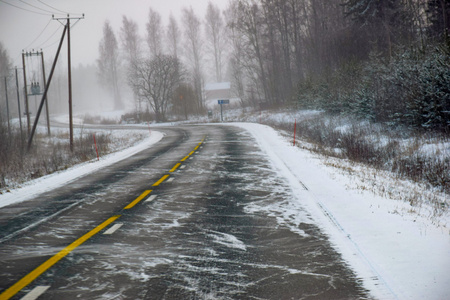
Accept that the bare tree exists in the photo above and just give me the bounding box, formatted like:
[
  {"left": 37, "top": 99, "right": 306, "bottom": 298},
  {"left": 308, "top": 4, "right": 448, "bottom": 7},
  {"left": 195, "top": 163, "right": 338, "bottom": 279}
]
[
  {"left": 120, "top": 16, "right": 142, "bottom": 113},
  {"left": 0, "top": 42, "right": 11, "bottom": 78},
  {"left": 131, "top": 55, "right": 182, "bottom": 122},
  {"left": 146, "top": 8, "right": 163, "bottom": 57},
  {"left": 167, "top": 13, "right": 181, "bottom": 59},
  {"left": 205, "top": 1, "right": 226, "bottom": 82},
  {"left": 97, "top": 21, "right": 122, "bottom": 109},
  {"left": 343, "top": 0, "right": 412, "bottom": 59},
  {"left": 232, "top": 0, "right": 270, "bottom": 103},
  {"left": 182, "top": 6, "right": 204, "bottom": 112},
  {"left": 224, "top": 2, "right": 246, "bottom": 105},
  {"left": 172, "top": 83, "right": 196, "bottom": 120},
  {"left": 0, "top": 42, "right": 13, "bottom": 120},
  {"left": 120, "top": 16, "right": 141, "bottom": 65}
]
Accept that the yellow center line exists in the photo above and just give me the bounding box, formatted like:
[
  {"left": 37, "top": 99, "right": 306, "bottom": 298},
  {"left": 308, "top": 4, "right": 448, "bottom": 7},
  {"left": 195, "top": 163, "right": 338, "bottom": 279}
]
[
  {"left": 0, "top": 215, "right": 121, "bottom": 300},
  {"left": 169, "top": 163, "right": 181, "bottom": 173},
  {"left": 0, "top": 136, "right": 210, "bottom": 299},
  {"left": 152, "top": 174, "right": 169, "bottom": 186},
  {"left": 124, "top": 190, "right": 152, "bottom": 209}
]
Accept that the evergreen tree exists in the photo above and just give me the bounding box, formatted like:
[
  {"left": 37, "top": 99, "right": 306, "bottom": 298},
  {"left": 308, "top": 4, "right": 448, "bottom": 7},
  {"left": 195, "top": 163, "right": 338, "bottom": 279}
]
[
  {"left": 426, "top": 0, "right": 450, "bottom": 40},
  {"left": 343, "top": 0, "right": 410, "bottom": 58}
]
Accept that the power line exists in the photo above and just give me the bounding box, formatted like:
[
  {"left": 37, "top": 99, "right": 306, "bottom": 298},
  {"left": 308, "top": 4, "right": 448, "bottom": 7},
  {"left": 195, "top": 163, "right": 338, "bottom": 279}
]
[
  {"left": 40, "top": 37, "right": 62, "bottom": 50},
  {"left": 36, "top": 19, "right": 82, "bottom": 51},
  {"left": 37, "top": 0, "right": 68, "bottom": 14},
  {"left": 18, "top": 0, "right": 56, "bottom": 14},
  {"left": 23, "top": 18, "right": 52, "bottom": 49},
  {"left": 70, "top": 18, "right": 82, "bottom": 29},
  {"left": 36, "top": 23, "right": 64, "bottom": 49},
  {"left": 0, "top": 0, "right": 50, "bottom": 16}
]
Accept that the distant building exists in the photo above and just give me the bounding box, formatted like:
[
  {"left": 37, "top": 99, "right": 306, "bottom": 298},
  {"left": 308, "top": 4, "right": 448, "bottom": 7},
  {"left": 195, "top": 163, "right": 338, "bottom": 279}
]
[{"left": 204, "top": 82, "right": 233, "bottom": 108}]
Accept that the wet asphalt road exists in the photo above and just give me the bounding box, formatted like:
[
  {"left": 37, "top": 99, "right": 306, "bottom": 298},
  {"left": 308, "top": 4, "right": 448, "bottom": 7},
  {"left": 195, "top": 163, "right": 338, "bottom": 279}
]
[{"left": 0, "top": 125, "right": 370, "bottom": 299}]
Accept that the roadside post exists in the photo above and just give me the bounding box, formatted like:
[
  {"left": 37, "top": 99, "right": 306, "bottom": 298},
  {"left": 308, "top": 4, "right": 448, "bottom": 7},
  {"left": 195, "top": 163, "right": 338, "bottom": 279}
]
[{"left": 218, "top": 99, "right": 230, "bottom": 122}]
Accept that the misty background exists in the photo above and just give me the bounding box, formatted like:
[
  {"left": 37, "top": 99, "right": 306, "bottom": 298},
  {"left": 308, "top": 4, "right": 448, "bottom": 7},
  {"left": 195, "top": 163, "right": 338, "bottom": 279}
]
[{"left": 0, "top": 0, "right": 449, "bottom": 129}]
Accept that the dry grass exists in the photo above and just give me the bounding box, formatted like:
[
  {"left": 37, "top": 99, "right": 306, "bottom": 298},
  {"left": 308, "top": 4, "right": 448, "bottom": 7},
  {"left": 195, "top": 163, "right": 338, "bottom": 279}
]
[
  {"left": 0, "top": 124, "right": 112, "bottom": 192},
  {"left": 247, "top": 110, "right": 449, "bottom": 217},
  {"left": 264, "top": 113, "right": 449, "bottom": 195}
]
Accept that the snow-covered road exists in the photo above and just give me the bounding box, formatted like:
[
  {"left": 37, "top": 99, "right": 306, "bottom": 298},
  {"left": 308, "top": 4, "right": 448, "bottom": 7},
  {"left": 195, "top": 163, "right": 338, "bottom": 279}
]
[{"left": 0, "top": 122, "right": 448, "bottom": 299}]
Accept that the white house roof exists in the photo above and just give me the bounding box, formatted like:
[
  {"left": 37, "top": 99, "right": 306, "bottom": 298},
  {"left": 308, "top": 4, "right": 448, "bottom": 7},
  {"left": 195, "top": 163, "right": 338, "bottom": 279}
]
[{"left": 205, "top": 82, "right": 231, "bottom": 91}]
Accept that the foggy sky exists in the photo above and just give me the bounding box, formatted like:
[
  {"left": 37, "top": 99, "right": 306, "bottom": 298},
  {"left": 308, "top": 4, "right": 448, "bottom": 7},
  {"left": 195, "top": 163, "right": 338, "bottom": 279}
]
[{"left": 0, "top": 0, "right": 230, "bottom": 67}]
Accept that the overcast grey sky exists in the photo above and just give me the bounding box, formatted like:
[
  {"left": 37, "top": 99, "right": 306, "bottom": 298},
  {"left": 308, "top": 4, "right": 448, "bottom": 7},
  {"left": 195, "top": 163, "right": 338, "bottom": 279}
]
[{"left": 0, "top": 0, "right": 230, "bottom": 67}]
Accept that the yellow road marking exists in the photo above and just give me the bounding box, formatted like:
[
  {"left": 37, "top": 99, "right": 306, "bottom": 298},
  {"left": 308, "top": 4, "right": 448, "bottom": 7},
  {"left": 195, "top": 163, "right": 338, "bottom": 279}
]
[
  {"left": 0, "top": 215, "right": 120, "bottom": 300},
  {"left": 152, "top": 174, "right": 169, "bottom": 186},
  {"left": 169, "top": 163, "right": 181, "bottom": 173},
  {"left": 1, "top": 136, "right": 209, "bottom": 300},
  {"left": 124, "top": 190, "right": 152, "bottom": 209}
]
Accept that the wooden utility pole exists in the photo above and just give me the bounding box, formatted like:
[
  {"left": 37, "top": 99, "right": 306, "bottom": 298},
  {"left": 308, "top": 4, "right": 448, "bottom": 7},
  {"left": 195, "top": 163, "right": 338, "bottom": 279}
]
[
  {"left": 22, "top": 50, "right": 51, "bottom": 136},
  {"left": 27, "top": 26, "right": 67, "bottom": 150},
  {"left": 15, "top": 67, "right": 23, "bottom": 141},
  {"left": 21, "top": 52, "right": 30, "bottom": 137},
  {"left": 53, "top": 14, "right": 84, "bottom": 152},
  {"left": 40, "top": 50, "right": 51, "bottom": 136},
  {"left": 67, "top": 16, "right": 73, "bottom": 152},
  {"left": 27, "top": 14, "right": 84, "bottom": 150},
  {"left": 4, "top": 76, "right": 10, "bottom": 136}
]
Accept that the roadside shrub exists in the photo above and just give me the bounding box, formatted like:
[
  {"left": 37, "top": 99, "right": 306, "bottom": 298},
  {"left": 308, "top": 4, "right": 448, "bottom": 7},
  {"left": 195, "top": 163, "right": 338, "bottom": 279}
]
[
  {"left": 83, "top": 114, "right": 118, "bottom": 125},
  {"left": 264, "top": 112, "right": 448, "bottom": 194}
]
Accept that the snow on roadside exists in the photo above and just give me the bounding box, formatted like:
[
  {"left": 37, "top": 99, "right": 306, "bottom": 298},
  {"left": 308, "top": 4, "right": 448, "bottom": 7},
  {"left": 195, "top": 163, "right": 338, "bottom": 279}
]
[
  {"left": 231, "top": 122, "right": 449, "bottom": 300},
  {"left": 0, "top": 131, "right": 163, "bottom": 209},
  {"left": 1, "top": 118, "right": 448, "bottom": 299}
]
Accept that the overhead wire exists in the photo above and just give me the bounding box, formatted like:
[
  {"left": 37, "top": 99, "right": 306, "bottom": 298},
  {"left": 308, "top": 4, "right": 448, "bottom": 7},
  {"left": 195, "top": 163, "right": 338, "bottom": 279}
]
[
  {"left": 36, "top": 23, "right": 64, "bottom": 49},
  {"left": 23, "top": 18, "right": 52, "bottom": 49},
  {"left": 1, "top": 0, "right": 79, "bottom": 16},
  {"left": 36, "top": 0, "right": 68, "bottom": 14},
  {"left": 0, "top": 0, "right": 50, "bottom": 16},
  {"left": 70, "top": 18, "right": 82, "bottom": 29},
  {"left": 3, "top": 0, "right": 83, "bottom": 66},
  {"left": 40, "top": 38, "right": 61, "bottom": 50},
  {"left": 17, "top": 0, "right": 56, "bottom": 14}
]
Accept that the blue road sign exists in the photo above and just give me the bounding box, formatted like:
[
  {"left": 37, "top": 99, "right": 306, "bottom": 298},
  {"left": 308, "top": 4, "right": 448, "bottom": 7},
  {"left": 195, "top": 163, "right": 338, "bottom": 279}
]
[{"left": 218, "top": 99, "right": 229, "bottom": 104}]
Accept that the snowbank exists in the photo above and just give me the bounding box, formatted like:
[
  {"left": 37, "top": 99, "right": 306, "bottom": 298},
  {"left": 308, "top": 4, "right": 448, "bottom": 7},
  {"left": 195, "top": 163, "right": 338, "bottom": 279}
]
[
  {"left": 0, "top": 131, "right": 163, "bottom": 209},
  {"left": 232, "top": 122, "right": 449, "bottom": 300}
]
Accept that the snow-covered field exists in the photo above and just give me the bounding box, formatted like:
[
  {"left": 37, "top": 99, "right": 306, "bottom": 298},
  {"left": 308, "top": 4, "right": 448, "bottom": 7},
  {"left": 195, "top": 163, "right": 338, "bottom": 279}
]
[{"left": 1, "top": 119, "right": 448, "bottom": 299}]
